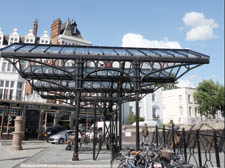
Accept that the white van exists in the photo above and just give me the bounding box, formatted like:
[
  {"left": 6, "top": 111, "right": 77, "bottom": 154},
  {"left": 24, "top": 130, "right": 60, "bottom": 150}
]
[{"left": 86, "top": 121, "right": 119, "bottom": 140}]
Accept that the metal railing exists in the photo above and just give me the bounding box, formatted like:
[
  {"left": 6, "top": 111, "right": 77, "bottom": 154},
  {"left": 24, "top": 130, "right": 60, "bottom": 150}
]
[{"left": 151, "top": 125, "right": 225, "bottom": 168}]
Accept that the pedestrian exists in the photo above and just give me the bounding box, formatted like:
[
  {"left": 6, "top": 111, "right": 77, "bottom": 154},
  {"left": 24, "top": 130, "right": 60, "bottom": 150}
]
[{"left": 141, "top": 123, "right": 149, "bottom": 146}]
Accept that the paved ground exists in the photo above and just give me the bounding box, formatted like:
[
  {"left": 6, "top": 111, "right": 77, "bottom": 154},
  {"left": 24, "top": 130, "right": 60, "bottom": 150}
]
[
  {"left": 0, "top": 141, "right": 224, "bottom": 168},
  {"left": 0, "top": 141, "right": 113, "bottom": 168},
  {"left": 0, "top": 142, "right": 49, "bottom": 168}
]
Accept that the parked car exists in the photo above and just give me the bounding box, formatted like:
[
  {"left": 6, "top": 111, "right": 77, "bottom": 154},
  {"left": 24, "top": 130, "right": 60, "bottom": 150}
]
[
  {"left": 48, "top": 130, "right": 74, "bottom": 144},
  {"left": 44, "top": 125, "right": 65, "bottom": 142}
]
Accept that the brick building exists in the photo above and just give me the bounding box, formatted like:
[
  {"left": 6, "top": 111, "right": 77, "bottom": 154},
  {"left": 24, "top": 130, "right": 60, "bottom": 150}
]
[{"left": 0, "top": 18, "right": 91, "bottom": 140}]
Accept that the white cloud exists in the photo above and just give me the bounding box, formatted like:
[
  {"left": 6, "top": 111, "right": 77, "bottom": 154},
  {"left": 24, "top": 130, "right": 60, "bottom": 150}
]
[
  {"left": 183, "top": 12, "right": 218, "bottom": 41},
  {"left": 122, "top": 33, "right": 182, "bottom": 49},
  {"left": 178, "top": 26, "right": 184, "bottom": 31}
]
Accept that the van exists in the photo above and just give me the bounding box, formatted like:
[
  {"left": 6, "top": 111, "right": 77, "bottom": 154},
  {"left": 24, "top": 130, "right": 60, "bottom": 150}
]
[{"left": 87, "top": 121, "right": 119, "bottom": 140}]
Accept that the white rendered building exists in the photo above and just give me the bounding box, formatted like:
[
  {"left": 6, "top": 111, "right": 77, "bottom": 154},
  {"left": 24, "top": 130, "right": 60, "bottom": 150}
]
[
  {"left": 129, "top": 88, "right": 163, "bottom": 126},
  {"left": 162, "top": 87, "right": 200, "bottom": 125}
]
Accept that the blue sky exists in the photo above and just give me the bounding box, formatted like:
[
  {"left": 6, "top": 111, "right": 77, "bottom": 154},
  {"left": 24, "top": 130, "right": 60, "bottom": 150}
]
[{"left": 0, "top": 0, "right": 224, "bottom": 87}]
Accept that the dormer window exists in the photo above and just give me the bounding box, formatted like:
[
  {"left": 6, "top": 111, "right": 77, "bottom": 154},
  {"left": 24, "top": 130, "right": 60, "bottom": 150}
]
[
  {"left": 25, "top": 29, "right": 35, "bottom": 44},
  {"left": 9, "top": 28, "right": 20, "bottom": 45},
  {"left": 40, "top": 30, "right": 50, "bottom": 44}
]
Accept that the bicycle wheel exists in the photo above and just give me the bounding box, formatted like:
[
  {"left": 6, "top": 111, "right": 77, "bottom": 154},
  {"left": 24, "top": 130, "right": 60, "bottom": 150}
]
[
  {"left": 111, "top": 159, "right": 127, "bottom": 168},
  {"left": 117, "top": 161, "right": 129, "bottom": 168}
]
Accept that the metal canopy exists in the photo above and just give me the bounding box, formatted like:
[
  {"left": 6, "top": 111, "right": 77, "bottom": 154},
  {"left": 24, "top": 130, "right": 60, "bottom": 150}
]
[
  {"left": 1, "top": 43, "right": 209, "bottom": 62},
  {"left": 0, "top": 43, "right": 209, "bottom": 102},
  {"left": 0, "top": 43, "right": 210, "bottom": 158}
]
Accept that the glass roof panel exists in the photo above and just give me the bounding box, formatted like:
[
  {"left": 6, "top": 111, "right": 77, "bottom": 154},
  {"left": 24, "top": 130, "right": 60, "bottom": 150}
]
[
  {"left": 114, "top": 48, "right": 131, "bottom": 56},
  {"left": 17, "top": 45, "right": 36, "bottom": 52},
  {"left": 31, "top": 45, "right": 49, "bottom": 53},
  {"left": 88, "top": 48, "right": 103, "bottom": 56},
  {"left": 173, "top": 50, "right": 188, "bottom": 57},
  {"left": 60, "top": 47, "right": 75, "bottom": 54},
  {"left": 127, "top": 49, "right": 145, "bottom": 57},
  {"left": 74, "top": 47, "right": 89, "bottom": 55},
  {"left": 102, "top": 48, "right": 117, "bottom": 56},
  {"left": 140, "top": 49, "right": 159, "bottom": 57},
  {"left": 46, "top": 46, "right": 62, "bottom": 54},
  {"left": 151, "top": 50, "right": 172, "bottom": 57},
  {"left": 3, "top": 44, "right": 23, "bottom": 51},
  {"left": 186, "top": 50, "right": 203, "bottom": 58}
]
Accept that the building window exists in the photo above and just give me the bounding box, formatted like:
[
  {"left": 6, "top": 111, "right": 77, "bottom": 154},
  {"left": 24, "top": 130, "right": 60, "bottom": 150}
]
[
  {"left": 152, "top": 94, "right": 155, "bottom": 102},
  {"left": 179, "top": 106, "right": 183, "bottom": 116},
  {"left": 152, "top": 107, "right": 157, "bottom": 118},
  {"left": 195, "top": 107, "right": 198, "bottom": 117},
  {"left": 188, "top": 94, "right": 192, "bottom": 103},
  {"left": 7, "top": 63, "right": 12, "bottom": 71},
  {"left": 129, "top": 106, "right": 133, "bottom": 114},
  {"left": 0, "top": 80, "right": 3, "bottom": 87},
  {"left": 9, "top": 89, "right": 13, "bottom": 99},
  {"left": 5, "top": 81, "right": 9, "bottom": 87},
  {"left": 10, "top": 81, "right": 14, "bottom": 88},
  {"left": 16, "top": 90, "right": 22, "bottom": 100},
  {"left": 189, "top": 107, "right": 192, "bottom": 116},
  {"left": 12, "top": 66, "right": 16, "bottom": 72},
  {"left": 2, "top": 62, "right": 7, "bottom": 72},
  {"left": 194, "top": 97, "right": 198, "bottom": 104},
  {"left": 0, "top": 89, "right": 3, "bottom": 99},
  {"left": 17, "top": 82, "right": 23, "bottom": 89},
  {"left": 3, "top": 89, "right": 8, "bottom": 99}
]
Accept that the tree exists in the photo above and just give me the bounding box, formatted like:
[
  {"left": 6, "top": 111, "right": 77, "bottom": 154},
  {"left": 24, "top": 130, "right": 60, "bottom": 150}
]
[
  {"left": 162, "top": 81, "right": 179, "bottom": 90},
  {"left": 127, "top": 112, "right": 145, "bottom": 124},
  {"left": 194, "top": 79, "right": 224, "bottom": 118}
]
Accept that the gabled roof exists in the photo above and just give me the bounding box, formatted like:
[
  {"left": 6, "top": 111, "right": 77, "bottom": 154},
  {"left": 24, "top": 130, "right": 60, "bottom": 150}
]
[{"left": 60, "top": 19, "right": 82, "bottom": 39}]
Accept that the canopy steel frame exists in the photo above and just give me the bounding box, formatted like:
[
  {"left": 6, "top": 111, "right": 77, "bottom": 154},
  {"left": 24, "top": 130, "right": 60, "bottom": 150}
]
[{"left": 0, "top": 43, "right": 209, "bottom": 160}]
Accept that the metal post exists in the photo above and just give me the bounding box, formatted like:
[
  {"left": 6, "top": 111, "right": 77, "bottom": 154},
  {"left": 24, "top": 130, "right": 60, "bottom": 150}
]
[
  {"left": 172, "top": 125, "right": 176, "bottom": 153},
  {"left": 213, "top": 131, "right": 220, "bottom": 168},
  {"left": 135, "top": 94, "right": 140, "bottom": 150},
  {"left": 196, "top": 130, "right": 202, "bottom": 167},
  {"left": 115, "top": 108, "right": 118, "bottom": 146},
  {"left": 119, "top": 99, "right": 122, "bottom": 150},
  {"left": 155, "top": 125, "right": 158, "bottom": 147},
  {"left": 72, "top": 93, "right": 80, "bottom": 161},
  {"left": 163, "top": 125, "right": 166, "bottom": 146},
  {"left": 72, "top": 58, "right": 82, "bottom": 161},
  {"left": 182, "top": 128, "right": 187, "bottom": 162},
  {"left": 0, "top": 106, "right": 7, "bottom": 139},
  {"left": 93, "top": 100, "right": 97, "bottom": 160},
  {"left": 134, "top": 60, "right": 140, "bottom": 151}
]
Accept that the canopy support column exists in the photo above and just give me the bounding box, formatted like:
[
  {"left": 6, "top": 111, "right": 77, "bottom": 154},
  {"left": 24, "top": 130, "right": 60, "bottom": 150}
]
[
  {"left": 72, "top": 58, "right": 83, "bottom": 161},
  {"left": 134, "top": 60, "right": 140, "bottom": 151},
  {"left": 118, "top": 99, "right": 122, "bottom": 150}
]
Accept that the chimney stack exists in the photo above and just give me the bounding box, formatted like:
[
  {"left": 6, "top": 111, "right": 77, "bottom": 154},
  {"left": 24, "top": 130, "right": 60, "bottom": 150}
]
[
  {"left": 33, "top": 19, "right": 38, "bottom": 37},
  {"left": 51, "top": 18, "right": 62, "bottom": 44}
]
